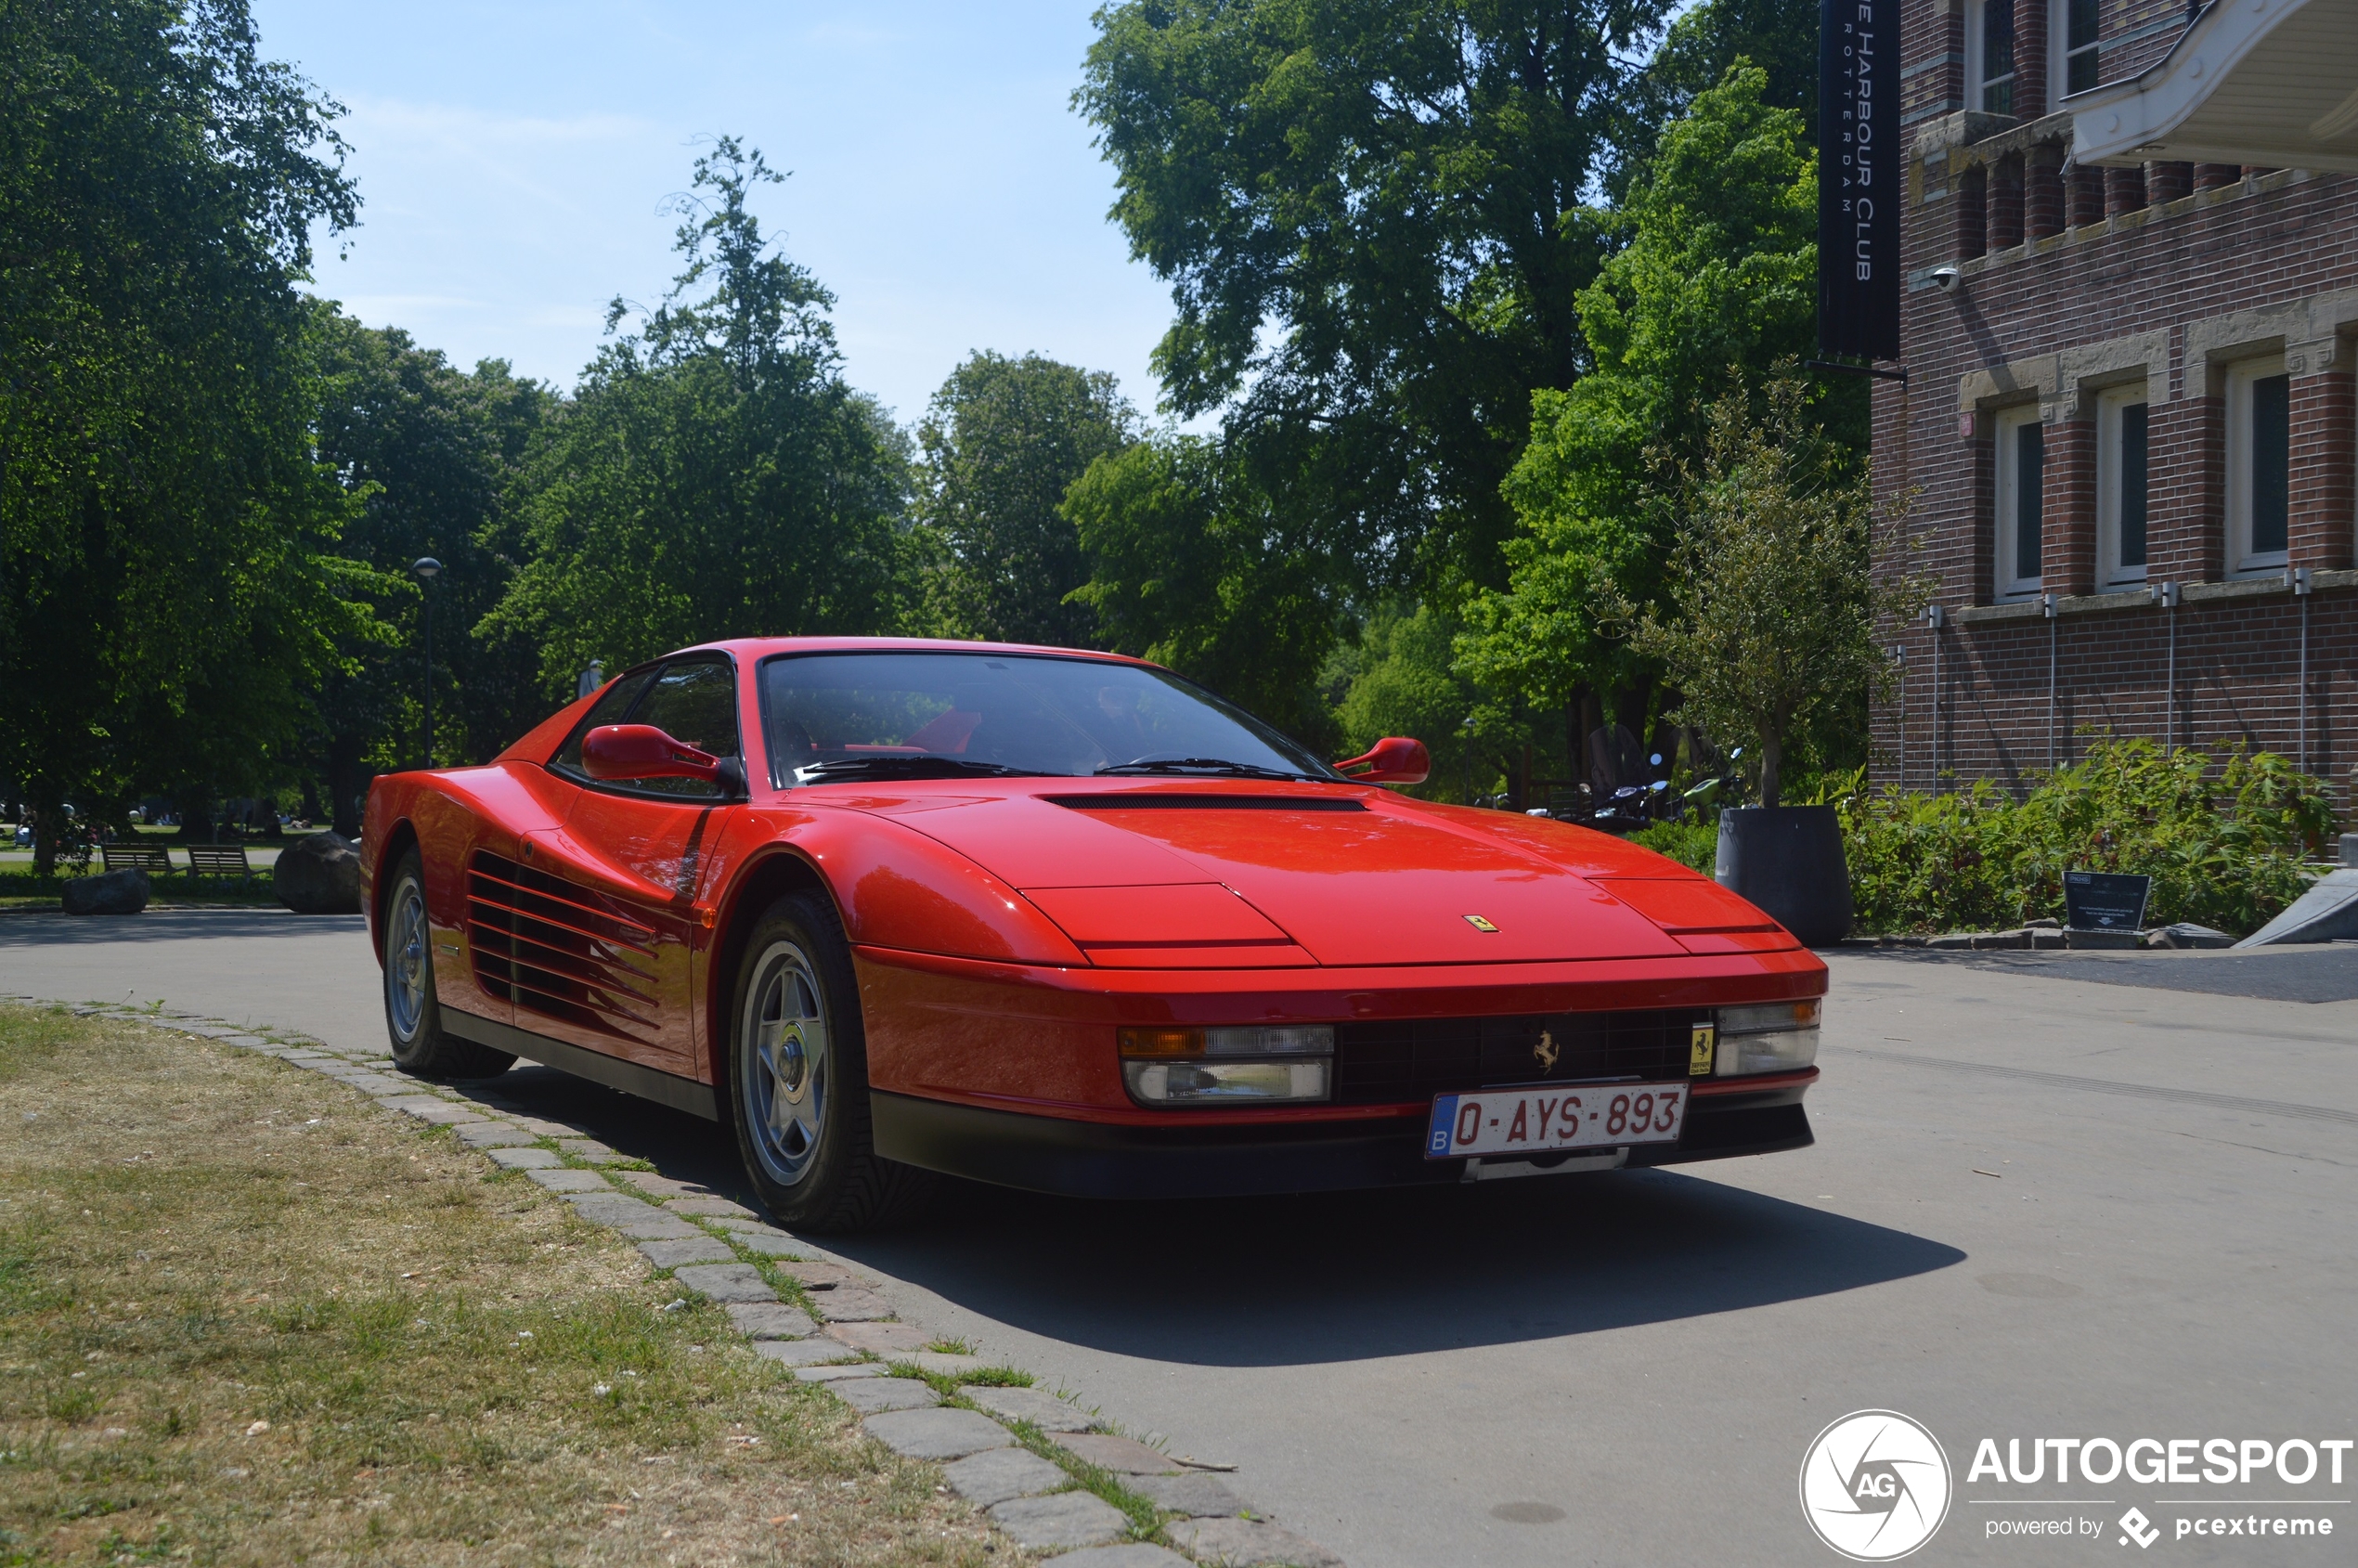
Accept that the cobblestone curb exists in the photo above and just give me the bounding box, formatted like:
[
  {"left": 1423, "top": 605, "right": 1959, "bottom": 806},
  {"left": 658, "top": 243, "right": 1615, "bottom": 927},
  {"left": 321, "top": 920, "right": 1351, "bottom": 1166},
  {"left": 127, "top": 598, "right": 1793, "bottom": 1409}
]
[{"left": 4, "top": 992, "right": 1346, "bottom": 1566}]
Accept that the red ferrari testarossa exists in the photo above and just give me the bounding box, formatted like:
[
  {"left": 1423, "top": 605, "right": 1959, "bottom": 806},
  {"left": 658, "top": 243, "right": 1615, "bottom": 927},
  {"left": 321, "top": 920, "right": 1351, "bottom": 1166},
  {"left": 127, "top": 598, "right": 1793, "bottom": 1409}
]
[{"left": 363, "top": 639, "right": 1825, "bottom": 1230}]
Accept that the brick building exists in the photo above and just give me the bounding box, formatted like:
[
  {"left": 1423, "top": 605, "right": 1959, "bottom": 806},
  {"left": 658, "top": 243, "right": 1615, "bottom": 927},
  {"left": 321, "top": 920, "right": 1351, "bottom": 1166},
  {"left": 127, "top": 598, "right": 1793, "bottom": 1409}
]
[{"left": 1872, "top": 0, "right": 2358, "bottom": 797}]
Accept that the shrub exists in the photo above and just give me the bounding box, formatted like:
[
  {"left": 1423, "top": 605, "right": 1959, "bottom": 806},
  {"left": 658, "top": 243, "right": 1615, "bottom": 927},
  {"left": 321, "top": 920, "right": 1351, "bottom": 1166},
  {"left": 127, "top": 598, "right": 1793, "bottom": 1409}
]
[
  {"left": 1832, "top": 739, "right": 2336, "bottom": 937},
  {"left": 1628, "top": 817, "right": 1717, "bottom": 875}
]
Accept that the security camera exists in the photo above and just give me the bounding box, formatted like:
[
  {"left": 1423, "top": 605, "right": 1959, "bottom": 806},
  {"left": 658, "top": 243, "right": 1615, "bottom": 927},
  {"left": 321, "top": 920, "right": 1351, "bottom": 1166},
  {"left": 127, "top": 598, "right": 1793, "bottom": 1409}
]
[{"left": 1932, "top": 265, "right": 1961, "bottom": 291}]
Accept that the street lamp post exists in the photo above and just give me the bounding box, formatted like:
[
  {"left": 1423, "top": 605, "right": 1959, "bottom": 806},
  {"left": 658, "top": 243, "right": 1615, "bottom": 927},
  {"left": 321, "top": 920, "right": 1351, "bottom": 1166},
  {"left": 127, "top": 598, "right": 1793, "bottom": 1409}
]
[{"left": 413, "top": 558, "right": 442, "bottom": 769}]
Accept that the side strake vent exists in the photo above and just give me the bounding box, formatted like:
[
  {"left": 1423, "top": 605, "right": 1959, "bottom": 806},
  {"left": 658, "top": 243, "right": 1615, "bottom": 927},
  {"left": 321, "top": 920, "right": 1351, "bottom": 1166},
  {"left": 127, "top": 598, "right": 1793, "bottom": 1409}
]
[
  {"left": 468, "top": 850, "right": 659, "bottom": 1042},
  {"left": 1045, "top": 794, "right": 1367, "bottom": 812}
]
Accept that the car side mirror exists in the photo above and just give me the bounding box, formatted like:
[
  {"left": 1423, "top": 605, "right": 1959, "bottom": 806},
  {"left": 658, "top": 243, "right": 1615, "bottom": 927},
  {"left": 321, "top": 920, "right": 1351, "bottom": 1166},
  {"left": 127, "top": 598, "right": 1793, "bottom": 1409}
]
[
  {"left": 581, "top": 724, "right": 722, "bottom": 785},
  {"left": 1334, "top": 736, "right": 1432, "bottom": 785}
]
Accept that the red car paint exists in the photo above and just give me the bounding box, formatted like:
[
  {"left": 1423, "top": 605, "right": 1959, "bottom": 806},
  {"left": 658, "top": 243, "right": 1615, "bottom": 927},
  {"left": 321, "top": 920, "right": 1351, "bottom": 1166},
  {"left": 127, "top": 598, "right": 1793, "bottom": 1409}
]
[{"left": 363, "top": 637, "right": 1825, "bottom": 1193}]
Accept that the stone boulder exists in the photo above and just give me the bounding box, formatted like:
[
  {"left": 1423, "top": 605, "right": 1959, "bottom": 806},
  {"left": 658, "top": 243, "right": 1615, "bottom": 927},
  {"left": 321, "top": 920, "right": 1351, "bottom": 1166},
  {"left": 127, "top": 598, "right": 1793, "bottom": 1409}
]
[
  {"left": 61, "top": 868, "right": 149, "bottom": 916},
  {"left": 274, "top": 832, "right": 362, "bottom": 914}
]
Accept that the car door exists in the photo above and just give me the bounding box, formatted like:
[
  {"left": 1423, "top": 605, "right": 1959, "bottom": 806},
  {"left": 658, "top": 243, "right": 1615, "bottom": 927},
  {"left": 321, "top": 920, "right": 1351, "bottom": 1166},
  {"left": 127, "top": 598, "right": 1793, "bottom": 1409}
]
[
  {"left": 521, "top": 655, "right": 742, "bottom": 1079},
  {"left": 460, "top": 665, "right": 655, "bottom": 1032}
]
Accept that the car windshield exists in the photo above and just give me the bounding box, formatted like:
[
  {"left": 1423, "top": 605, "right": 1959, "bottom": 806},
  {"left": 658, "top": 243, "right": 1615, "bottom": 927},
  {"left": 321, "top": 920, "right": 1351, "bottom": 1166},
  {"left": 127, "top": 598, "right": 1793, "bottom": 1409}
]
[{"left": 759, "top": 652, "right": 1336, "bottom": 787}]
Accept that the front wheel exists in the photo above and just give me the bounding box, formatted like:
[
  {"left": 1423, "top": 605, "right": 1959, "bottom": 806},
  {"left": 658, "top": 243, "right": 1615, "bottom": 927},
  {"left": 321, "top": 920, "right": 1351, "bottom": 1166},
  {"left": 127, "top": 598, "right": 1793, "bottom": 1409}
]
[
  {"left": 727, "top": 890, "right": 935, "bottom": 1232},
  {"left": 382, "top": 849, "right": 515, "bottom": 1080}
]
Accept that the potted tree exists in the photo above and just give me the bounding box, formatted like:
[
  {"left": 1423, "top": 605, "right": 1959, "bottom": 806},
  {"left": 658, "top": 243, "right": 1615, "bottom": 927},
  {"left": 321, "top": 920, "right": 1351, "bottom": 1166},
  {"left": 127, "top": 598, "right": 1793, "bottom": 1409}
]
[{"left": 1615, "top": 377, "right": 1925, "bottom": 945}]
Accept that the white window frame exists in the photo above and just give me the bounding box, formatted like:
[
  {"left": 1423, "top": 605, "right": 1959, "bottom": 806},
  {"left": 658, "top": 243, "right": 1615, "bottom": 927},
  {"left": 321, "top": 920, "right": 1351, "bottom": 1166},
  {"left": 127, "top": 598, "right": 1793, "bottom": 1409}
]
[
  {"left": 1967, "top": 0, "right": 2018, "bottom": 115},
  {"left": 2096, "top": 385, "right": 2150, "bottom": 590},
  {"left": 1994, "top": 403, "right": 2044, "bottom": 600},
  {"left": 2225, "top": 353, "right": 2291, "bottom": 576},
  {"left": 2053, "top": 0, "right": 2101, "bottom": 101}
]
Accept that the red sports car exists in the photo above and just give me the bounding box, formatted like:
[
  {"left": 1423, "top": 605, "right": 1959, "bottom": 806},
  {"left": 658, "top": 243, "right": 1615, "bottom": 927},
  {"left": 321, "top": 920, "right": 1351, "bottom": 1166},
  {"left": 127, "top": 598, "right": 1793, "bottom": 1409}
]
[{"left": 363, "top": 639, "right": 1824, "bottom": 1231}]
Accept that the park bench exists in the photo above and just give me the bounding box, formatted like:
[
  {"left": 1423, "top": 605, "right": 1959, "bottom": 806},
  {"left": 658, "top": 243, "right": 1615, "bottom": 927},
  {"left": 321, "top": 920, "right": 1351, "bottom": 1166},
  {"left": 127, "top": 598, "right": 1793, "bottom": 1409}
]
[
  {"left": 186, "top": 845, "right": 254, "bottom": 878},
  {"left": 100, "top": 844, "right": 175, "bottom": 875}
]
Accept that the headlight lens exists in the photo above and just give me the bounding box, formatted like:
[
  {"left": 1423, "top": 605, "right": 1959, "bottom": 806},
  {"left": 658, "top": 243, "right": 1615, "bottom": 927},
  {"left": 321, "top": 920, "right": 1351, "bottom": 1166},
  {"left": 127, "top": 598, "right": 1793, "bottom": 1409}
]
[
  {"left": 1715, "top": 998, "right": 1821, "bottom": 1077},
  {"left": 1118, "top": 1025, "right": 1334, "bottom": 1056},
  {"left": 1120, "top": 1025, "right": 1334, "bottom": 1105},
  {"left": 1123, "top": 1058, "right": 1332, "bottom": 1104}
]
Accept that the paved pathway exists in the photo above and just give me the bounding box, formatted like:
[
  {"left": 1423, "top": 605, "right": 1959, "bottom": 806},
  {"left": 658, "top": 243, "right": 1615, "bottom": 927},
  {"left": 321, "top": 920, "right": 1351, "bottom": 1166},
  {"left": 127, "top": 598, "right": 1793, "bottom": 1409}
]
[{"left": 6, "top": 910, "right": 2354, "bottom": 1565}]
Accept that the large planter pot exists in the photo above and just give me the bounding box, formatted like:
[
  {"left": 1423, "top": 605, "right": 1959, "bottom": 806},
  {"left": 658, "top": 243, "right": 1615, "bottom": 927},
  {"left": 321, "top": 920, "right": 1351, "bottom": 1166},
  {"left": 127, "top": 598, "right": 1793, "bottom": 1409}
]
[{"left": 1715, "top": 806, "right": 1853, "bottom": 948}]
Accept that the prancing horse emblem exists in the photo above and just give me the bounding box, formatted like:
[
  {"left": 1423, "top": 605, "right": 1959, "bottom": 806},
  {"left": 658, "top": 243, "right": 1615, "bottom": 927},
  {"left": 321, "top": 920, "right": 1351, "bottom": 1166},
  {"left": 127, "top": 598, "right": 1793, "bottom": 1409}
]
[{"left": 1534, "top": 1030, "right": 1560, "bottom": 1073}]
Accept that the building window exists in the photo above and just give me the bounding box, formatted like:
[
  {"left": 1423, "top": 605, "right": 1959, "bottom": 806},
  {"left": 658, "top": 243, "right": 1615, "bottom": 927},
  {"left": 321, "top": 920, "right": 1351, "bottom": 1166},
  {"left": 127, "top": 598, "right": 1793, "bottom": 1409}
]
[
  {"left": 1970, "top": 0, "right": 2018, "bottom": 115},
  {"left": 2097, "top": 387, "right": 2148, "bottom": 587},
  {"left": 2057, "top": 0, "right": 2100, "bottom": 97},
  {"left": 1995, "top": 405, "right": 2044, "bottom": 598},
  {"left": 2226, "top": 355, "right": 2290, "bottom": 573}
]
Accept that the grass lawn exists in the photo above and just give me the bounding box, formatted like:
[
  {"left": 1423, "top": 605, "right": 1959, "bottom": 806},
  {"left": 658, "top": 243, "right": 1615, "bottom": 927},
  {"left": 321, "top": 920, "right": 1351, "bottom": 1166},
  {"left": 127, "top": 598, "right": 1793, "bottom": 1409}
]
[
  {"left": 0, "top": 874, "right": 280, "bottom": 913},
  {"left": 0, "top": 1007, "right": 993, "bottom": 1566}
]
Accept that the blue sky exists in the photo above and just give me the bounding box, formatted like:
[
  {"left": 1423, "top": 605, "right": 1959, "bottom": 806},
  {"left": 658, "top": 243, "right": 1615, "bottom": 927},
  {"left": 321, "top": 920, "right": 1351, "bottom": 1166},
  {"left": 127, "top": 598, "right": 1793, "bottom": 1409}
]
[{"left": 252, "top": 1, "right": 1177, "bottom": 423}]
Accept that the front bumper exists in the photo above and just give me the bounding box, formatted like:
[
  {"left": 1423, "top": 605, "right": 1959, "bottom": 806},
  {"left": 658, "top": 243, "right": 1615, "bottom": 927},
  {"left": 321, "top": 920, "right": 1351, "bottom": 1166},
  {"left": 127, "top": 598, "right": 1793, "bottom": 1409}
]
[{"left": 871, "top": 1071, "right": 1815, "bottom": 1199}]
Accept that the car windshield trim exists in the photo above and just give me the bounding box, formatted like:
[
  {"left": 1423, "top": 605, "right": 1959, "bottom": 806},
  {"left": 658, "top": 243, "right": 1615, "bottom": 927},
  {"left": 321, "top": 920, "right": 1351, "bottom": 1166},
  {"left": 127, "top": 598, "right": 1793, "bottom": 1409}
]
[
  {"left": 755, "top": 649, "right": 1341, "bottom": 791},
  {"left": 1093, "top": 757, "right": 1316, "bottom": 781}
]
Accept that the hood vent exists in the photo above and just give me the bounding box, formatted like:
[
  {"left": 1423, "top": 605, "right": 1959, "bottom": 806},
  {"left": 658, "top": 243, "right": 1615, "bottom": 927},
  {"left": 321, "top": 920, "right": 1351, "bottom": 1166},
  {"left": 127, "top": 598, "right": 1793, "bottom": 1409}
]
[{"left": 1044, "top": 793, "right": 1367, "bottom": 812}]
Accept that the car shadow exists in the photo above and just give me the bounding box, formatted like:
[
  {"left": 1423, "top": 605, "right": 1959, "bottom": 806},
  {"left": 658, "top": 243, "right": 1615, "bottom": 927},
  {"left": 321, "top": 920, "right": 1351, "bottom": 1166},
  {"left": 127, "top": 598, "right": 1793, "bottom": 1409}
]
[
  {"left": 0, "top": 910, "right": 361, "bottom": 944},
  {"left": 460, "top": 1064, "right": 1966, "bottom": 1367}
]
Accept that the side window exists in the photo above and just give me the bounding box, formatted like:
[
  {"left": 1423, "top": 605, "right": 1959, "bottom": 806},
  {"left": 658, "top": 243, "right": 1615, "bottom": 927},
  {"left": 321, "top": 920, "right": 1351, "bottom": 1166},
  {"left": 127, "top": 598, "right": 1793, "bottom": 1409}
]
[
  {"left": 551, "top": 667, "right": 657, "bottom": 776},
  {"left": 1993, "top": 405, "right": 2043, "bottom": 600},
  {"left": 616, "top": 659, "right": 740, "bottom": 798}
]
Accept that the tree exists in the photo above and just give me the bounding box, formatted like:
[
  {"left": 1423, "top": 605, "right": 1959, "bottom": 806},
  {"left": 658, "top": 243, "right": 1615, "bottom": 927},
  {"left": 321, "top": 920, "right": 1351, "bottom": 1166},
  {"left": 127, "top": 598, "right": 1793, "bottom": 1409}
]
[
  {"left": 1458, "top": 66, "right": 1836, "bottom": 724},
  {"left": 914, "top": 352, "right": 1134, "bottom": 647},
  {"left": 305, "top": 306, "right": 555, "bottom": 832},
  {"left": 1064, "top": 436, "right": 1342, "bottom": 748},
  {"left": 484, "top": 140, "right": 914, "bottom": 697},
  {"left": 1613, "top": 378, "right": 1924, "bottom": 807},
  {"left": 0, "top": 0, "right": 366, "bottom": 868},
  {"left": 1076, "top": 0, "right": 1677, "bottom": 620},
  {"left": 1638, "top": 0, "right": 1820, "bottom": 154}
]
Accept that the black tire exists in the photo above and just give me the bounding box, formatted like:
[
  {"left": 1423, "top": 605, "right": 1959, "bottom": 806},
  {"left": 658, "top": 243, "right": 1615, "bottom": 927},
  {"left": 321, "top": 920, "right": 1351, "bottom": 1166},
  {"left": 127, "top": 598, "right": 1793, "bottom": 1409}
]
[
  {"left": 382, "top": 848, "right": 515, "bottom": 1080},
  {"left": 726, "top": 889, "right": 936, "bottom": 1233}
]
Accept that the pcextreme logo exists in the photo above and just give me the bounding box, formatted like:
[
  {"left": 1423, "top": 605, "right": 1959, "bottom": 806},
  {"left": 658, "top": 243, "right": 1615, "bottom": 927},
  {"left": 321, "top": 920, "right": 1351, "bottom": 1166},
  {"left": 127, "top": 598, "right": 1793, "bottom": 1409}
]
[{"left": 1800, "top": 1409, "right": 1955, "bottom": 1562}]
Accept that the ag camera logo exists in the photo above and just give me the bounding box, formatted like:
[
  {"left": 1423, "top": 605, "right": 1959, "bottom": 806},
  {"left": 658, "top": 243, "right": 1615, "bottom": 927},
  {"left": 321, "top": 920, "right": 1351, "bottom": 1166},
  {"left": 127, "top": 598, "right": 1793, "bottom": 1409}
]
[{"left": 1800, "top": 1410, "right": 1954, "bottom": 1561}]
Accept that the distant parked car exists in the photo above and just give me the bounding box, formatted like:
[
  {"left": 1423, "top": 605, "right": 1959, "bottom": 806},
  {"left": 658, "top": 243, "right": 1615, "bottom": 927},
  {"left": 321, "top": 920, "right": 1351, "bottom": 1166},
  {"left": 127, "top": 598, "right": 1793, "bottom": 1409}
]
[{"left": 11, "top": 824, "right": 28, "bottom": 848}]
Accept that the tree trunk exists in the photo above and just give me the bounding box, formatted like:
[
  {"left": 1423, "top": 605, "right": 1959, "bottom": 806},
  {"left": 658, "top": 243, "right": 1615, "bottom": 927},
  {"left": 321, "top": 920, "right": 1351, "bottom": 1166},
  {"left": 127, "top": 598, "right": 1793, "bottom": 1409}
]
[
  {"left": 1759, "top": 732, "right": 1783, "bottom": 809},
  {"left": 28, "top": 797, "right": 59, "bottom": 878},
  {"left": 328, "top": 732, "right": 366, "bottom": 839}
]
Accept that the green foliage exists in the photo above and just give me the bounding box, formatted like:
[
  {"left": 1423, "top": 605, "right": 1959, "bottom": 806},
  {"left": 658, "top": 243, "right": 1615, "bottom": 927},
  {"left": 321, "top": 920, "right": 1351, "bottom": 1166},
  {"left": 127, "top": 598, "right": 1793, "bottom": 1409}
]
[
  {"left": 484, "top": 141, "right": 914, "bottom": 697},
  {"left": 1614, "top": 377, "right": 1925, "bottom": 806},
  {"left": 1838, "top": 741, "right": 2339, "bottom": 937},
  {"left": 1639, "top": 0, "right": 1821, "bottom": 152},
  {"left": 1078, "top": 0, "right": 1675, "bottom": 682},
  {"left": 0, "top": 0, "right": 369, "bottom": 869},
  {"left": 1628, "top": 816, "right": 1717, "bottom": 875},
  {"left": 306, "top": 307, "right": 555, "bottom": 826},
  {"left": 914, "top": 352, "right": 1135, "bottom": 646},
  {"left": 1460, "top": 66, "right": 1831, "bottom": 713},
  {"left": 1065, "top": 436, "right": 1341, "bottom": 748}
]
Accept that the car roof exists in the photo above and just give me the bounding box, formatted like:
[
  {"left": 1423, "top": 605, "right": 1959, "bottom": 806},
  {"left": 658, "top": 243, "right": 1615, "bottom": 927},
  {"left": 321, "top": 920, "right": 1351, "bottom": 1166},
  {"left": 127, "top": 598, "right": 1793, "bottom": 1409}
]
[{"left": 666, "top": 637, "right": 1160, "bottom": 669}]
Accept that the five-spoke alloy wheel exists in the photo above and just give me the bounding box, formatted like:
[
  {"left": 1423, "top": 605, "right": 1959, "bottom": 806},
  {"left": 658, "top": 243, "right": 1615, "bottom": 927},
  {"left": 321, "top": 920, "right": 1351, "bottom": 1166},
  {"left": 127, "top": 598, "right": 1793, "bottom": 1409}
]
[{"left": 726, "top": 889, "right": 933, "bottom": 1231}]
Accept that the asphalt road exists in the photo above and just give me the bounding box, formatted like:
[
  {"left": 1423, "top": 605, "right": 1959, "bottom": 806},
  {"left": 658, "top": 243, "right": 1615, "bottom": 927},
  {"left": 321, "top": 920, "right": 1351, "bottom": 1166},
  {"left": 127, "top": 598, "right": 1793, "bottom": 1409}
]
[{"left": 6, "top": 910, "right": 2352, "bottom": 1566}]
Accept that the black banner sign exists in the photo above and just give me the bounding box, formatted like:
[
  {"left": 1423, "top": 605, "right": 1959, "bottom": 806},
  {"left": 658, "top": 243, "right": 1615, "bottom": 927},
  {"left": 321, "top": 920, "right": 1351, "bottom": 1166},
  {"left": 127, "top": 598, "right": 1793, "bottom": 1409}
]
[
  {"left": 1819, "top": 0, "right": 1900, "bottom": 363},
  {"left": 2063, "top": 871, "right": 2152, "bottom": 932}
]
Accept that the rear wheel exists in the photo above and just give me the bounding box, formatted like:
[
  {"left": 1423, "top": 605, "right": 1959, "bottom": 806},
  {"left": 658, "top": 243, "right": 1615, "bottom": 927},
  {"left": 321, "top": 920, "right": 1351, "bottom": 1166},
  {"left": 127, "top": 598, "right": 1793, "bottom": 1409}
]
[
  {"left": 382, "top": 849, "right": 514, "bottom": 1080},
  {"left": 727, "top": 890, "right": 935, "bottom": 1232}
]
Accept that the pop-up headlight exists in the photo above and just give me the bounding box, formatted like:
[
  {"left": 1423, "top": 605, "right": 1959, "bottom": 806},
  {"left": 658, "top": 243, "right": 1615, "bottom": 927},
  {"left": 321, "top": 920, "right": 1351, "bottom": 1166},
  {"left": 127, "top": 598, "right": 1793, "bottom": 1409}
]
[
  {"left": 1119, "top": 1025, "right": 1334, "bottom": 1106},
  {"left": 1714, "top": 998, "right": 1821, "bottom": 1076}
]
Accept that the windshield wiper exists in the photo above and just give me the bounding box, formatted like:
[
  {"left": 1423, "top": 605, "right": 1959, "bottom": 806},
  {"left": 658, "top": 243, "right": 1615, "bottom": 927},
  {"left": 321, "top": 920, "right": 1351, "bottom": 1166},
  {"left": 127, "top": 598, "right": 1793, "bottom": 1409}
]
[
  {"left": 1094, "top": 757, "right": 1314, "bottom": 781},
  {"left": 793, "top": 757, "right": 1055, "bottom": 782}
]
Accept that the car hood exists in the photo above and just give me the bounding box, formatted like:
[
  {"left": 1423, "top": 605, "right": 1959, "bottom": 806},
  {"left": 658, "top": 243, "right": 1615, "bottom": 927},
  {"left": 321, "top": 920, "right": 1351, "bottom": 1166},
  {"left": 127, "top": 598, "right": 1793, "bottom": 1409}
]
[{"left": 847, "top": 783, "right": 1786, "bottom": 966}]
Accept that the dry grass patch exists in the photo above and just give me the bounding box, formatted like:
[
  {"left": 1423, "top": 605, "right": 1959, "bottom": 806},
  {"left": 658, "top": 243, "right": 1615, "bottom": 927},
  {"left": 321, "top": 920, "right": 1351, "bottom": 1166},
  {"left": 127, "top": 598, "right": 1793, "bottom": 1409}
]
[{"left": 0, "top": 1005, "right": 995, "bottom": 1566}]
